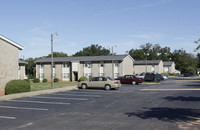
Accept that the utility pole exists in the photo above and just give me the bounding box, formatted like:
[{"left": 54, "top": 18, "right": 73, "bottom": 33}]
[
  {"left": 51, "top": 32, "right": 58, "bottom": 88},
  {"left": 112, "top": 46, "right": 114, "bottom": 78},
  {"left": 51, "top": 34, "right": 53, "bottom": 88},
  {"left": 110, "top": 46, "right": 116, "bottom": 78}
]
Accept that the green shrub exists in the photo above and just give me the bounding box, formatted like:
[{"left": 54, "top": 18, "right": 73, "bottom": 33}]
[
  {"left": 54, "top": 78, "right": 59, "bottom": 82},
  {"left": 24, "top": 79, "right": 30, "bottom": 83},
  {"left": 5, "top": 80, "right": 30, "bottom": 95},
  {"left": 43, "top": 78, "right": 48, "bottom": 83},
  {"left": 78, "top": 76, "right": 88, "bottom": 82},
  {"left": 33, "top": 78, "right": 40, "bottom": 83},
  {"left": 161, "top": 73, "right": 168, "bottom": 76}
]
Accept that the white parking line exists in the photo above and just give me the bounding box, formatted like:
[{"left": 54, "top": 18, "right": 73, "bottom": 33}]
[
  {"left": 68, "top": 91, "right": 112, "bottom": 95},
  {"left": 8, "top": 100, "right": 70, "bottom": 105},
  {"left": 0, "top": 116, "right": 16, "bottom": 120},
  {"left": 33, "top": 96, "right": 88, "bottom": 101},
  {"left": 0, "top": 106, "right": 48, "bottom": 111},
  {"left": 54, "top": 93, "right": 102, "bottom": 97}
]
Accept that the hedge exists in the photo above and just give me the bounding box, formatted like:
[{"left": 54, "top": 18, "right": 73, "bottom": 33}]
[
  {"left": 43, "top": 78, "right": 48, "bottom": 83},
  {"left": 54, "top": 78, "right": 59, "bottom": 82},
  {"left": 5, "top": 80, "right": 30, "bottom": 95},
  {"left": 78, "top": 76, "right": 88, "bottom": 82},
  {"left": 33, "top": 78, "right": 40, "bottom": 83}
]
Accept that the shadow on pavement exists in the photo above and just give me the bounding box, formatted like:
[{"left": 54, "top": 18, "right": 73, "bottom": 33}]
[
  {"left": 124, "top": 107, "right": 200, "bottom": 122},
  {"left": 164, "top": 96, "right": 200, "bottom": 102}
]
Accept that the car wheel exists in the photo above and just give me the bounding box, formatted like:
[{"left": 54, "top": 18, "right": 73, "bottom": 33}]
[
  {"left": 132, "top": 81, "right": 136, "bottom": 85},
  {"left": 105, "top": 84, "right": 111, "bottom": 90},
  {"left": 81, "top": 84, "right": 87, "bottom": 89}
]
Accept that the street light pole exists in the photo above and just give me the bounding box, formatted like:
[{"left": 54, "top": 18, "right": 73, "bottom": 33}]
[
  {"left": 110, "top": 46, "right": 116, "bottom": 78},
  {"left": 145, "top": 53, "right": 149, "bottom": 73},
  {"left": 51, "top": 32, "right": 58, "bottom": 88}
]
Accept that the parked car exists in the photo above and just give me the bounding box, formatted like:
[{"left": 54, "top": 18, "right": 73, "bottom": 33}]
[
  {"left": 161, "top": 74, "right": 168, "bottom": 80},
  {"left": 115, "top": 75, "right": 143, "bottom": 85},
  {"left": 78, "top": 76, "right": 121, "bottom": 90},
  {"left": 137, "top": 72, "right": 146, "bottom": 79},
  {"left": 144, "top": 72, "right": 161, "bottom": 82}
]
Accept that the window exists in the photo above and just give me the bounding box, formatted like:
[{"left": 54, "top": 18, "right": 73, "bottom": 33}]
[
  {"left": 100, "top": 62, "right": 104, "bottom": 67},
  {"left": 53, "top": 73, "right": 56, "bottom": 79},
  {"left": 114, "top": 73, "right": 119, "bottom": 78},
  {"left": 40, "top": 73, "right": 44, "bottom": 79},
  {"left": 63, "top": 73, "right": 70, "bottom": 79},
  {"left": 84, "top": 62, "right": 92, "bottom": 68},
  {"left": 40, "top": 64, "right": 44, "bottom": 69},
  {"left": 114, "top": 61, "right": 119, "bottom": 67},
  {"left": 53, "top": 64, "right": 56, "bottom": 68},
  {"left": 63, "top": 63, "right": 70, "bottom": 68},
  {"left": 100, "top": 73, "right": 105, "bottom": 76}
]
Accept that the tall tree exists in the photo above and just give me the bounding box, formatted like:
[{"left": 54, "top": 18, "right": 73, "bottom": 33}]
[
  {"left": 46, "top": 52, "right": 68, "bottom": 57},
  {"left": 73, "top": 44, "right": 110, "bottom": 56}
]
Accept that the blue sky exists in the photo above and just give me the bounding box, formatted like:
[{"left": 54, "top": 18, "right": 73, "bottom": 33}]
[{"left": 1, "top": 0, "right": 200, "bottom": 58}]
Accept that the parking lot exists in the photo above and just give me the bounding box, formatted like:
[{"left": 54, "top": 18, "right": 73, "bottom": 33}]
[{"left": 1, "top": 78, "right": 200, "bottom": 130}]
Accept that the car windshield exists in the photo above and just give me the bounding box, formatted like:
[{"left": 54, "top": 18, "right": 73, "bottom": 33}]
[{"left": 107, "top": 76, "right": 115, "bottom": 81}]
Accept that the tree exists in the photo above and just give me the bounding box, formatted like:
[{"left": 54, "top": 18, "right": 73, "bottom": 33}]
[
  {"left": 73, "top": 44, "right": 110, "bottom": 56},
  {"left": 46, "top": 52, "right": 68, "bottom": 57},
  {"left": 194, "top": 38, "right": 200, "bottom": 52},
  {"left": 25, "top": 58, "right": 36, "bottom": 79},
  {"left": 171, "top": 49, "right": 198, "bottom": 73},
  {"left": 129, "top": 43, "right": 171, "bottom": 61}
]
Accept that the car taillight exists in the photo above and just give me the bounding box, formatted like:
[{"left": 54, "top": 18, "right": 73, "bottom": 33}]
[{"left": 114, "top": 82, "right": 119, "bottom": 84}]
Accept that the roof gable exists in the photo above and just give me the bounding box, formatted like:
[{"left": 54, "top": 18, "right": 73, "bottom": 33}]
[{"left": 0, "top": 35, "right": 24, "bottom": 50}]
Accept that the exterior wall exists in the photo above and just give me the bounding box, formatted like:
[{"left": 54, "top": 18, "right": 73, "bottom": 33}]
[
  {"left": 91, "top": 61, "right": 99, "bottom": 77},
  {"left": 78, "top": 62, "right": 84, "bottom": 79},
  {"left": 55, "top": 63, "right": 62, "bottom": 81},
  {"left": 170, "top": 62, "right": 175, "bottom": 73},
  {"left": 122, "top": 56, "right": 134, "bottom": 75},
  {"left": 18, "top": 64, "right": 26, "bottom": 80},
  {"left": 134, "top": 65, "right": 153, "bottom": 74},
  {"left": 35, "top": 55, "right": 134, "bottom": 81},
  {"left": 0, "top": 39, "right": 19, "bottom": 95},
  {"left": 43, "top": 64, "right": 51, "bottom": 81},
  {"left": 104, "top": 61, "right": 112, "bottom": 77}
]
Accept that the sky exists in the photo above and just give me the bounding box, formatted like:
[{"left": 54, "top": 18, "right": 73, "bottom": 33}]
[{"left": 0, "top": 0, "right": 200, "bottom": 59}]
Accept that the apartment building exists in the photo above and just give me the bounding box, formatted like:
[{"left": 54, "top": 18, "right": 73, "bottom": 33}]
[
  {"left": 0, "top": 35, "right": 23, "bottom": 95},
  {"left": 18, "top": 60, "right": 27, "bottom": 80},
  {"left": 134, "top": 60, "right": 164, "bottom": 74},
  {"left": 35, "top": 55, "right": 134, "bottom": 81},
  {"left": 163, "top": 61, "right": 176, "bottom": 73}
]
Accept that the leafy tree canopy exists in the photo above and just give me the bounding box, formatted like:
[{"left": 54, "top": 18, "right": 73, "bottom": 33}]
[
  {"left": 46, "top": 52, "right": 68, "bottom": 57},
  {"left": 73, "top": 44, "right": 111, "bottom": 56}
]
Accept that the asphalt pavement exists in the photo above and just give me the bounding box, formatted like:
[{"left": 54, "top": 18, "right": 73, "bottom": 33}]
[{"left": 0, "top": 77, "right": 200, "bottom": 130}]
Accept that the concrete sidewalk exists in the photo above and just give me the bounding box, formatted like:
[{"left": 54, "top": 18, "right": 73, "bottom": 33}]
[{"left": 0, "top": 86, "right": 78, "bottom": 101}]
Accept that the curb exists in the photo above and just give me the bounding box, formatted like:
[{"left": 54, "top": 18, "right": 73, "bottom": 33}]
[{"left": 0, "top": 86, "right": 78, "bottom": 101}]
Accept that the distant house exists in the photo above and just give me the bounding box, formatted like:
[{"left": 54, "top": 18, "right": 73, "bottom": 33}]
[
  {"left": 134, "top": 60, "right": 163, "bottom": 74},
  {"left": 18, "top": 60, "right": 27, "bottom": 80},
  {"left": 35, "top": 55, "right": 134, "bottom": 81},
  {"left": 163, "top": 61, "right": 176, "bottom": 73},
  {"left": 0, "top": 35, "right": 23, "bottom": 95}
]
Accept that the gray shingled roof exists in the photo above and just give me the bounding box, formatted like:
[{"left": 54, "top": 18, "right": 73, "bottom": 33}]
[
  {"left": 35, "top": 55, "right": 129, "bottom": 63},
  {"left": 134, "top": 60, "right": 162, "bottom": 65},
  {"left": 19, "top": 60, "right": 28, "bottom": 64},
  {"left": 163, "top": 62, "right": 174, "bottom": 66}
]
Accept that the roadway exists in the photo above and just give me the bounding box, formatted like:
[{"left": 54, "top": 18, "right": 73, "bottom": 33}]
[{"left": 0, "top": 77, "right": 200, "bottom": 130}]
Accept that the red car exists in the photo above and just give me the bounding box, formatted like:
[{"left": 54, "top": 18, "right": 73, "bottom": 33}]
[{"left": 115, "top": 75, "right": 143, "bottom": 85}]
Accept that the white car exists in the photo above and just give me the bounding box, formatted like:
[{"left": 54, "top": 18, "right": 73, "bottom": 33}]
[{"left": 161, "top": 74, "right": 168, "bottom": 80}]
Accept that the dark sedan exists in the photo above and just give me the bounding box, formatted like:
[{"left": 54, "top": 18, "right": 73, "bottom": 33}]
[{"left": 115, "top": 75, "right": 143, "bottom": 85}]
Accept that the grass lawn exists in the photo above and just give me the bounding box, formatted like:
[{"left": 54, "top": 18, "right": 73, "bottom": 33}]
[{"left": 31, "top": 81, "right": 78, "bottom": 91}]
